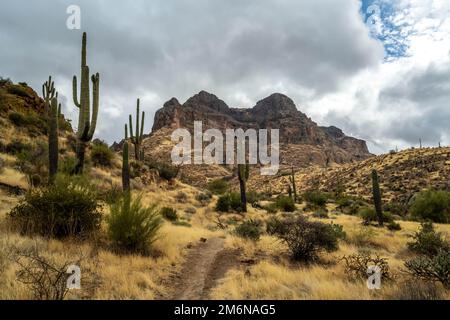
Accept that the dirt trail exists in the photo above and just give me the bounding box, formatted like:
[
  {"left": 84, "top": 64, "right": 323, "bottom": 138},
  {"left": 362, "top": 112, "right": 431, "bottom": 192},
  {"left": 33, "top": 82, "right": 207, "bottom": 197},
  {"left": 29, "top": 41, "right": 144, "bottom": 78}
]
[{"left": 168, "top": 237, "right": 240, "bottom": 300}]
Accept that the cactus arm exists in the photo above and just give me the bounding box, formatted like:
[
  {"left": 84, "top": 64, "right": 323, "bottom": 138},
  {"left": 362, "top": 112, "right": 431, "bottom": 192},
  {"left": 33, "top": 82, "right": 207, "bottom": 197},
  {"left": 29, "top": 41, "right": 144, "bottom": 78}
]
[
  {"left": 87, "top": 73, "right": 99, "bottom": 140},
  {"left": 135, "top": 99, "right": 140, "bottom": 142},
  {"left": 125, "top": 124, "right": 128, "bottom": 140},
  {"left": 72, "top": 76, "right": 81, "bottom": 108},
  {"left": 140, "top": 111, "right": 145, "bottom": 142},
  {"left": 129, "top": 114, "right": 135, "bottom": 143}
]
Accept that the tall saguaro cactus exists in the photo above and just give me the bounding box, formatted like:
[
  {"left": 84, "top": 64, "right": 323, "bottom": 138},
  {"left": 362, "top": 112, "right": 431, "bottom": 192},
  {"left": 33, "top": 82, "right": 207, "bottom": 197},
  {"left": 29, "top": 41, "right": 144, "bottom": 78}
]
[
  {"left": 289, "top": 167, "right": 298, "bottom": 202},
  {"left": 72, "top": 32, "right": 100, "bottom": 174},
  {"left": 238, "top": 163, "right": 250, "bottom": 213},
  {"left": 371, "top": 169, "right": 383, "bottom": 227},
  {"left": 122, "top": 124, "right": 131, "bottom": 192},
  {"left": 128, "top": 99, "right": 145, "bottom": 161},
  {"left": 48, "top": 96, "right": 60, "bottom": 184},
  {"left": 42, "top": 76, "right": 56, "bottom": 115}
]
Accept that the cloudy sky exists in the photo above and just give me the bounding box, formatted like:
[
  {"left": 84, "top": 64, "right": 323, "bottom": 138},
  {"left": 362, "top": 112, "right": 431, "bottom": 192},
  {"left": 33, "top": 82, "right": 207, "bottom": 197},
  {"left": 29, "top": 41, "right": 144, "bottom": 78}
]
[{"left": 1, "top": 0, "right": 449, "bottom": 153}]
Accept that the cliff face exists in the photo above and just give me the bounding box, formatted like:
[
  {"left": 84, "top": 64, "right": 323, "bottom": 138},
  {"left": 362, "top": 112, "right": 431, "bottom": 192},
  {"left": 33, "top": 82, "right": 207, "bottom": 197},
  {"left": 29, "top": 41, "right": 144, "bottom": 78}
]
[{"left": 151, "top": 91, "right": 371, "bottom": 163}]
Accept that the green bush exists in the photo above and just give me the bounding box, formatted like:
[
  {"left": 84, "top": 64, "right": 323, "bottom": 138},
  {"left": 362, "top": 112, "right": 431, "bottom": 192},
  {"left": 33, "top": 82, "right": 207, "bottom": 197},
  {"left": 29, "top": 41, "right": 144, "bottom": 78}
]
[
  {"left": 410, "top": 190, "right": 450, "bottom": 223},
  {"left": 8, "top": 112, "right": 27, "bottom": 126},
  {"left": 8, "top": 176, "right": 101, "bottom": 238},
  {"left": 107, "top": 194, "right": 162, "bottom": 253},
  {"left": 5, "top": 140, "right": 32, "bottom": 156},
  {"left": 235, "top": 220, "right": 262, "bottom": 241},
  {"left": 275, "top": 196, "right": 296, "bottom": 212},
  {"left": 405, "top": 249, "right": 450, "bottom": 288},
  {"left": 304, "top": 191, "right": 328, "bottom": 208},
  {"left": 7, "top": 85, "right": 30, "bottom": 97},
  {"left": 330, "top": 223, "right": 347, "bottom": 240},
  {"left": 59, "top": 156, "right": 78, "bottom": 175},
  {"left": 342, "top": 253, "right": 392, "bottom": 281},
  {"left": 408, "top": 222, "right": 448, "bottom": 257},
  {"left": 215, "top": 194, "right": 231, "bottom": 212},
  {"left": 229, "top": 192, "right": 243, "bottom": 211},
  {"left": 387, "top": 221, "right": 402, "bottom": 231},
  {"left": 384, "top": 201, "right": 407, "bottom": 217},
  {"left": 270, "top": 216, "right": 339, "bottom": 262},
  {"left": 195, "top": 191, "right": 212, "bottom": 205},
  {"left": 154, "top": 162, "right": 179, "bottom": 181},
  {"left": 90, "top": 141, "right": 113, "bottom": 167},
  {"left": 247, "top": 191, "right": 262, "bottom": 205},
  {"left": 266, "top": 217, "right": 285, "bottom": 235},
  {"left": 263, "top": 202, "right": 278, "bottom": 214},
  {"left": 359, "top": 207, "right": 393, "bottom": 225},
  {"left": 160, "top": 207, "right": 178, "bottom": 221},
  {"left": 207, "top": 179, "right": 228, "bottom": 195}
]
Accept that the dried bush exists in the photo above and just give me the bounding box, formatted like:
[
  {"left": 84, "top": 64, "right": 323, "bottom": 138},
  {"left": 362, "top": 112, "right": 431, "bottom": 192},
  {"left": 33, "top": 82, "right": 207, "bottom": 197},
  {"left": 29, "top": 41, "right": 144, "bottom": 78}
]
[
  {"left": 107, "top": 194, "right": 162, "bottom": 253},
  {"left": 313, "top": 208, "right": 329, "bottom": 219},
  {"left": 408, "top": 222, "right": 448, "bottom": 257},
  {"left": 388, "top": 280, "right": 443, "bottom": 300},
  {"left": 304, "top": 191, "right": 328, "bottom": 208},
  {"left": 341, "top": 252, "right": 392, "bottom": 282},
  {"left": 195, "top": 191, "right": 212, "bottom": 205},
  {"left": 359, "top": 207, "right": 393, "bottom": 225},
  {"left": 270, "top": 216, "right": 339, "bottom": 262},
  {"left": 404, "top": 249, "right": 450, "bottom": 288}
]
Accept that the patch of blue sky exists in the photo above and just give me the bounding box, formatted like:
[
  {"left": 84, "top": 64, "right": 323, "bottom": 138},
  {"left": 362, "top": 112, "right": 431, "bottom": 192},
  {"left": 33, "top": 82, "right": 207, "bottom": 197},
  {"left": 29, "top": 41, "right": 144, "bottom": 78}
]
[{"left": 360, "top": 0, "right": 413, "bottom": 61}]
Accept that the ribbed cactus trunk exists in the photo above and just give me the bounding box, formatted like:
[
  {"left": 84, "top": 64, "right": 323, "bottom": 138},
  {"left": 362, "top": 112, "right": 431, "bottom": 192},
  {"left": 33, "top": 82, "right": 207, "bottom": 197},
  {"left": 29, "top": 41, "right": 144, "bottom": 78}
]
[
  {"left": 72, "top": 32, "right": 100, "bottom": 175},
  {"left": 128, "top": 98, "right": 145, "bottom": 161},
  {"left": 238, "top": 164, "right": 249, "bottom": 213},
  {"left": 371, "top": 169, "right": 383, "bottom": 227},
  {"left": 48, "top": 97, "right": 59, "bottom": 184},
  {"left": 122, "top": 124, "right": 131, "bottom": 192},
  {"left": 289, "top": 167, "right": 298, "bottom": 202}
]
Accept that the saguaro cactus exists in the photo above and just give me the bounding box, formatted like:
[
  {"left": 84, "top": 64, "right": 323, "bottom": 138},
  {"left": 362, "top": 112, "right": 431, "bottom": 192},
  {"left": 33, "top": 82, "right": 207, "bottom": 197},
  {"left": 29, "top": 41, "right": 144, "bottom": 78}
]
[
  {"left": 128, "top": 98, "right": 145, "bottom": 161},
  {"left": 72, "top": 32, "right": 100, "bottom": 174},
  {"left": 122, "top": 124, "right": 131, "bottom": 192},
  {"left": 48, "top": 96, "right": 60, "bottom": 184},
  {"left": 289, "top": 167, "right": 298, "bottom": 202},
  {"left": 371, "top": 169, "right": 383, "bottom": 226},
  {"left": 238, "top": 163, "right": 250, "bottom": 213},
  {"left": 42, "top": 76, "right": 56, "bottom": 115}
]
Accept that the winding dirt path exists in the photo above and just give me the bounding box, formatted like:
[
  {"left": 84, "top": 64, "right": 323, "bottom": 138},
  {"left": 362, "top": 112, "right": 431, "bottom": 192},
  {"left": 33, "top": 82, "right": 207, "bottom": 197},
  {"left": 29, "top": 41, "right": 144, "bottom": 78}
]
[{"left": 168, "top": 237, "right": 240, "bottom": 300}]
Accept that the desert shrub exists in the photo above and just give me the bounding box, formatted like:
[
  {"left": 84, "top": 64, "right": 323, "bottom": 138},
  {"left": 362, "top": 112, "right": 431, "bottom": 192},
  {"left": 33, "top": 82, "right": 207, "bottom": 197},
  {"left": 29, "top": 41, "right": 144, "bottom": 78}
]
[
  {"left": 263, "top": 202, "right": 278, "bottom": 214},
  {"left": 348, "top": 227, "right": 377, "bottom": 247},
  {"left": 7, "top": 85, "right": 30, "bottom": 97},
  {"left": 384, "top": 201, "right": 407, "bottom": 217},
  {"left": 410, "top": 190, "right": 450, "bottom": 223},
  {"left": 60, "top": 156, "right": 78, "bottom": 175},
  {"left": 404, "top": 249, "right": 450, "bottom": 288},
  {"left": 266, "top": 217, "right": 285, "bottom": 235},
  {"left": 235, "top": 219, "right": 262, "bottom": 241},
  {"left": 156, "top": 162, "right": 179, "bottom": 181},
  {"left": 5, "top": 140, "right": 32, "bottom": 156},
  {"left": 98, "top": 184, "right": 123, "bottom": 205},
  {"left": 8, "top": 112, "right": 27, "bottom": 126},
  {"left": 313, "top": 208, "right": 329, "bottom": 219},
  {"left": 388, "top": 280, "right": 443, "bottom": 300},
  {"left": 160, "top": 207, "right": 178, "bottom": 221},
  {"left": 330, "top": 223, "right": 347, "bottom": 240},
  {"left": 341, "top": 253, "right": 392, "bottom": 282},
  {"left": 336, "top": 196, "right": 353, "bottom": 209},
  {"left": 8, "top": 176, "right": 101, "bottom": 238},
  {"left": 175, "top": 191, "right": 188, "bottom": 203},
  {"left": 387, "top": 221, "right": 402, "bottom": 231},
  {"left": 107, "top": 194, "right": 162, "bottom": 253},
  {"left": 195, "top": 191, "right": 212, "bottom": 205},
  {"left": 275, "top": 196, "right": 296, "bottom": 212},
  {"left": 184, "top": 207, "right": 196, "bottom": 215},
  {"left": 247, "top": 191, "right": 262, "bottom": 205},
  {"left": 0, "top": 77, "right": 12, "bottom": 86},
  {"left": 270, "top": 216, "right": 339, "bottom": 262},
  {"left": 172, "top": 221, "right": 192, "bottom": 228},
  {"left": 229, "top": 192, "right": 243, "bottom": 211},
  {"left": 407, "top": 222, "right": 448, "bottom": 257},
  {"left": 90, "top": 141, "right": 113, "bottom": 167},
  {"left": 207, "top": 179, "right": 229, "bottom": 195},
  {"left": 304, "top": 191, "right": 328, "bottom": 208},
  {"left": 359, "top": 207, "right": 393, "bottom": 225},
  {"left": 216, "top": 194, "right": 231, "bottom": 212}
]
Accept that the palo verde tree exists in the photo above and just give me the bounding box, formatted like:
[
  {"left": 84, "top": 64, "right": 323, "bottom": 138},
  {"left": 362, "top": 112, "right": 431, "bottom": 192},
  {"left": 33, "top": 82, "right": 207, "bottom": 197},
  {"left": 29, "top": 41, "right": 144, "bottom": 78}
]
[
  {"left": 371, "top": 169, "right": 383, "bottom": 227},
  {"left": 128, "top": 98, "right": 145, "bottom": 161},
  {"left": 72, "top": 32, "right": 100, "bottom": 174}
]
